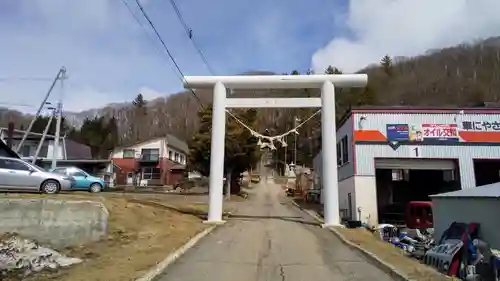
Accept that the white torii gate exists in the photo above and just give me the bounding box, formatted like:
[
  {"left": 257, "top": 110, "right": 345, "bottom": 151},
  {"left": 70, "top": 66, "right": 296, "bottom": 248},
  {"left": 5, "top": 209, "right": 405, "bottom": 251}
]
[{"left": 184, "top": 74, "right": 368, "bottom": 227}]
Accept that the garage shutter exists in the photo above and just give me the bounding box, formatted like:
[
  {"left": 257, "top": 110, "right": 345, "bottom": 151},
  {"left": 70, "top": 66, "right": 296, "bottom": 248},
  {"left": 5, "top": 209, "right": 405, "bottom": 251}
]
[{"left": 375, "top": 158, "right": 455, "bottom": 170}]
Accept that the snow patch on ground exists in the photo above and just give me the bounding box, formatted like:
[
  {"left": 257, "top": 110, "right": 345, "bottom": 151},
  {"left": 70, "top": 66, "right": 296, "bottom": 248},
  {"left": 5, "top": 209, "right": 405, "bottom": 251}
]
[{"left": 0, "top": 233, "right": 82, "bottom": 278}]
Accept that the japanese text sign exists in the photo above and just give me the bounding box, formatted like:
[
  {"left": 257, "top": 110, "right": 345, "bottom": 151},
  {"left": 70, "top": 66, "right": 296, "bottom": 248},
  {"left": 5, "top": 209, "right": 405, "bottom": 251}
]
[
  {"left": 421, "top": 124, "right": 458, "bottom": 142},
  {"left": 462, "top": 121, "right": 500, "bottom": 131},
  {"left": 386, "top": 124, "right": 409, "bottom": 141}
]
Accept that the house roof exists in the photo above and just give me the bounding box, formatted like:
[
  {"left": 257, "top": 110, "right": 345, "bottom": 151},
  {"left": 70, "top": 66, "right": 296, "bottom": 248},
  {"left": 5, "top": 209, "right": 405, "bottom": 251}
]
[
  {"left": 166, "top": 134, "right": 189, "bottom": 153},
  {"left": 337, "top": 106, "right": 500, "bottom": 130},
  {"left": 0, "top": 139, "right": 20, "bottom": 158},
  {"left": 431, "top": 182, "right": 500, "bottom": 198},
  {"left": 114, "top": 135, "right": 189, "bottom": 154},
  {"left": 0, "top": 127, "right": 93, "bottom": 160},
  {"left": 65, "top": 139, "right": 92, "bottom": 160},
  {"left": 350, "top": 105, "right": 500, "bottom": 114},
  {"left": 0, "top": 127, "right": 57, "bottom": 139}
]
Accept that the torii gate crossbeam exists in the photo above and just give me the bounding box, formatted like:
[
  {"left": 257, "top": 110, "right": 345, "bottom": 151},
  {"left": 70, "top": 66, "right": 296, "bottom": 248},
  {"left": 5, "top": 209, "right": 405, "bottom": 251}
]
[{"left": 184, "top": 74, "right": 368, "bottom": 227}]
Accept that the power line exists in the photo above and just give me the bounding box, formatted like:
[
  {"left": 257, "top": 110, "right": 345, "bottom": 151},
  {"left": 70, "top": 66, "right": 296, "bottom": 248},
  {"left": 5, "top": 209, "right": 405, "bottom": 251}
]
[
  {"left": 0, "top": 102, "right": 37, "bottom": 108},
  {"left": 121, "top": 0, "right": 312, "bottom": 148},
  {"left": 167, "top": 0, "right": 216, "bottom": 74},
  {"left": 132, "top": 0, "right": 204, "bottom": 106},
  {"left": 119, "top": 0, "right": 184, "bottom": 83},
  {"left": 0, "top": 77, "right": 53, "bottom": 82}
]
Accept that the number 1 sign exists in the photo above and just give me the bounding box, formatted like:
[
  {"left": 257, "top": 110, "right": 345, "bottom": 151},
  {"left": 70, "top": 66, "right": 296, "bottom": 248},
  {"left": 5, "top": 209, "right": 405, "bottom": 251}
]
[{"left": 408, "top": 146, "right": 422, "bottom": 158}]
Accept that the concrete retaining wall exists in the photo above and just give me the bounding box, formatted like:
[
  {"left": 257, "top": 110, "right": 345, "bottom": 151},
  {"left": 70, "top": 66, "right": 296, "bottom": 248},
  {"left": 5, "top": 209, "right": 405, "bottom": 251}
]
[{"left": 0, "top": 199, "right": 109, "bottom": 248}]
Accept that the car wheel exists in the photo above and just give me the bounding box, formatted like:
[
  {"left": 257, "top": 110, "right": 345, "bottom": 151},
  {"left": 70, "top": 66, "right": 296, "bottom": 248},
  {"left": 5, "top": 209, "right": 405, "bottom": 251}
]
[
  {"left": 41, "top": 180, "right": 60, "bottom": 194},
  {"left": 90, "top": 183, "right": 102, "bottom": 193}
]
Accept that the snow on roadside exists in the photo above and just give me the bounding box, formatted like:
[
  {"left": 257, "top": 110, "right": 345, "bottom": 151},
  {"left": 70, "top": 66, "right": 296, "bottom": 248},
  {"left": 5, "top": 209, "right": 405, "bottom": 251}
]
[{"left": 0, "top": 233, "right": 82, "bottom": 278}]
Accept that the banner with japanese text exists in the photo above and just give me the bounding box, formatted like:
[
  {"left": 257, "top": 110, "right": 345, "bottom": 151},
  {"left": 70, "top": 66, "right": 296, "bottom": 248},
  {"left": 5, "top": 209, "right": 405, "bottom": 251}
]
[
  {"left": 385, "top": 123, "right": 459, "bottom": 143},
  {"left": 461, "top": 120, "right": 500, "bottom": 131},
  {"left": 420, "top": 124, "right": 459, "bottom": 142}
]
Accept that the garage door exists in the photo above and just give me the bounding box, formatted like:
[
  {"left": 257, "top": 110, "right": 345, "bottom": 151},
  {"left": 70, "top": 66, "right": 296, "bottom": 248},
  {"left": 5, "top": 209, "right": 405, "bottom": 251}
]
[{"left": 375, "top": 158, "right": 456, "bottom": 170}]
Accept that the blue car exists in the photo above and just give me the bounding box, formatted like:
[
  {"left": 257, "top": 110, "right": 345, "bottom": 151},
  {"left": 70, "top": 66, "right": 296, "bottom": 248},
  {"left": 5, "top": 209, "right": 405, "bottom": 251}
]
[{"left": 49, "top": 166, "right": 106, "bottom": 193}]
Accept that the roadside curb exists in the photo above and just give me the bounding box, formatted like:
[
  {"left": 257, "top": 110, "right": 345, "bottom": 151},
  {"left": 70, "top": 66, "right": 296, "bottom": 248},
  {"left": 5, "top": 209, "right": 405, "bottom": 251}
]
[
  {"left": 135, "top": 225, "right": 217, "bottom": 281},
  {"left": 290, "top": 201, "right": 414, "bottom": 281}
]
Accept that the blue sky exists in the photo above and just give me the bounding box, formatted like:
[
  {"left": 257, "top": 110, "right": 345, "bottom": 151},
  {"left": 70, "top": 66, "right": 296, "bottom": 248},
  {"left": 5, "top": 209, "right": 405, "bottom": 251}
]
[{"left": 1, "top": 0, "right": 500, "bottom": 112}]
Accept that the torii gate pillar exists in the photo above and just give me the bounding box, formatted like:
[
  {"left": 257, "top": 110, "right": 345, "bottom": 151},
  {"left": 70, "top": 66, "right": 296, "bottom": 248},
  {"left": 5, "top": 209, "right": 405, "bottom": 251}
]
[{"left": 184, "top": 74, "right": 368, "bottom": 227}]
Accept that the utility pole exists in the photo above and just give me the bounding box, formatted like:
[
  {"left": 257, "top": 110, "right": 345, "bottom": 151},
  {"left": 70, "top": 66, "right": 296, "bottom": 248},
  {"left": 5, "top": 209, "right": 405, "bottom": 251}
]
[
  {"left": 33, "top": 106, "right": 55, "bottom": 164},
  {"left": 294, "top": 117, "right": 300, "bottom": 166},
  {"left": 51, "top": 67, "right": 66, "bottom": 169},
  {"left": 284, "top": 132, "right": 287, "bottom": 177},
  {"left": 15, "top": 67, "right": 65, "bottom": 153}
]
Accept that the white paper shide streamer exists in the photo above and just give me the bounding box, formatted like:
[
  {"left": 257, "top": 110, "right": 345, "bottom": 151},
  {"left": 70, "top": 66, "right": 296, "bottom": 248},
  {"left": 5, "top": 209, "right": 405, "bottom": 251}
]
[{"left": 226, "top": 109, "right": 320, "bottom": 150}]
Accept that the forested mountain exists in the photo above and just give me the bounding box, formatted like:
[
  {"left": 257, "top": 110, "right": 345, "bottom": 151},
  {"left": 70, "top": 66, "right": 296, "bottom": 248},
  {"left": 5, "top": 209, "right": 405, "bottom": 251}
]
[{"left": 2, "top": 37, "right": 500, "bottom": 165}]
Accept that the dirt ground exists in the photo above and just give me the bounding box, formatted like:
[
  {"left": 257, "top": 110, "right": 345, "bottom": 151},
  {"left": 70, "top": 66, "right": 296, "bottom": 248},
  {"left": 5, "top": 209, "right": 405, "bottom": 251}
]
[
  {"left": 0, "top": 191, "right": 237, "bottom": 281},
  {"left": 292, "top": 199, "right": 450, "bottom": 281}
]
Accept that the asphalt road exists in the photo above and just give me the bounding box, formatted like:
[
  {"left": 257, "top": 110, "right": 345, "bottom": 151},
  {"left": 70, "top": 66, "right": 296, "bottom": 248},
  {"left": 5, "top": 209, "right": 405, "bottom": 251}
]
[{"left": 156, "top": 181, "right": 394, "bottom": 281}]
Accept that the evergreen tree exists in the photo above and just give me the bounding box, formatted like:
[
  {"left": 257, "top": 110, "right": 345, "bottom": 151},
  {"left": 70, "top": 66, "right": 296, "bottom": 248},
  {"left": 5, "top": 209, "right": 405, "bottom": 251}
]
[
  {"left": 325, "top": 65, "right": 343, "bottom": 74},
  {"left": 132, "top": 93, "right": 147, "bottom": 141},
  {"left": 73, "top": 116, "right": 119, "bottom": 158},
  {"left": 132, "top": 93, "right": 147, "bottom": 108},
  {"left": 381, "top": 55, "right": 393, "bottom": 75},
  {"left": 188, "top": 105, "right": 260, "bottom": 194},
  {"left": 31, "top": 115, "right": 68, "bottom": 135}
]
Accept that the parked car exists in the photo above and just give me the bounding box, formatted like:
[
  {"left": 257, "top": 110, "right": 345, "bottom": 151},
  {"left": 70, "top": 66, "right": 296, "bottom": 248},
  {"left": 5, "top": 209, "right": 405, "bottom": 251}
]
[
  {"left": 49, "top": 166, "right": 106, "bottom": 193},
  {"left": 0, "top": 156, "right": 72, "bottom": 194}
]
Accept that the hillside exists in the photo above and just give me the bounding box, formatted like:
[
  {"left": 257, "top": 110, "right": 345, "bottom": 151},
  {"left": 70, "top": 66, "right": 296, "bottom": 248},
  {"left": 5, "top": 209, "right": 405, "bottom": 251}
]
[{"left": 3, "top": 37, "right": 500, "bottom": 164}]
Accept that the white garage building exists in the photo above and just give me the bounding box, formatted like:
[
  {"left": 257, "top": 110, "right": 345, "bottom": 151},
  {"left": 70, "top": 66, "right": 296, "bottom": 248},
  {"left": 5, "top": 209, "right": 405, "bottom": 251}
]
[{"left": 313, "top": 107, "right": 500, "bottom": 226}]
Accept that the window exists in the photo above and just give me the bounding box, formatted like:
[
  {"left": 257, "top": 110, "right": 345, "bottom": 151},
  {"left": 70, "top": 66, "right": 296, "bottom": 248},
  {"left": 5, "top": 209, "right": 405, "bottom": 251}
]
[
  {"left": 142, "top": 167, "right": 161, "bottom": 180},
  {"left": 69, "top": 170, "right": 87, "bottom": 177},
  {"left": 179, "top": 154, "right": 185, "bottom": 164},
  {"left": 392, "top": 169, "right": 403, "bottom": 181},
  {"left": 443, "top": 170, "right": 455, "bottom": 182},
  {"left": 168, "top": 150, "right": 173, "bottom": 160},
  {"left": 341, "top": 136, "right": 349, "bottom": 164},
  {"left": 174, "top": 152, "right": 179, "bottom": 163},
  {"left": 141, "top": 148, "right": 159, "bottom": 161},
  {"left": 3, "top": 159, "right": 31, "bottom": 171},
  {"left": 21, "top": 145, "right": 32, "bottom": 157},
  {"left": 53, "top": 168, "right": 67, "bottom": 175},
  {"left": 336, "top": 143, "right": 342, "bottom": 166},
  {"left": 123, "top": 149, "right": 135, "bottom": 158},
  {"left": 336, "top": 135, "right": 349, "bottom": 166}
]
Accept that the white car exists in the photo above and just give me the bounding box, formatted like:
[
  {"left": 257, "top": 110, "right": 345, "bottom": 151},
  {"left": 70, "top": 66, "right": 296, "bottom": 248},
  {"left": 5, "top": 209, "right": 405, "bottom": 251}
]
[{"left": 0, "top": 156, "right": 73, "bottom": 194}]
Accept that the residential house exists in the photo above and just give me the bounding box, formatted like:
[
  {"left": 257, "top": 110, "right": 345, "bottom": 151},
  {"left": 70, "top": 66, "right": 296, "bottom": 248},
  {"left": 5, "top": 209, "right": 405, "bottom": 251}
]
[
  {"left": 0, "top": 128, "right": 66, "bottom": 160},
  {"left": 0, "top": 128, "right": 111, "bottom": 176},
  {"left": 111, "top": 134, "right": 189, "bottom": 186}
]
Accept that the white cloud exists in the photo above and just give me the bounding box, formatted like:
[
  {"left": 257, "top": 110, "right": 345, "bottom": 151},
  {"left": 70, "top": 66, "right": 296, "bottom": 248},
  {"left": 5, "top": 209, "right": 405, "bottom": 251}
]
[
  {"left": 1, "top": 0, "right": 334, "bottom": 114},
  {"left": 137, "top": 86, "right": 167, "bottom": 101},
  {"left": 312, "top": 0, "right": 500, "bottom": 73}
]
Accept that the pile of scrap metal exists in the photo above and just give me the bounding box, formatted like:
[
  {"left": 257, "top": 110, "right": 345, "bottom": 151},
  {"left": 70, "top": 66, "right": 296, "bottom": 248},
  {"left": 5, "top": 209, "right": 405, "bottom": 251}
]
[
  {"left": 376, "top": 224, "right": 435, "bottom": 258},
  {"left": 0, "top": 233, "right": 82, "bottom": 279},
  {"left": 423, "top": 222, "right": 498, "bottom": 281}
]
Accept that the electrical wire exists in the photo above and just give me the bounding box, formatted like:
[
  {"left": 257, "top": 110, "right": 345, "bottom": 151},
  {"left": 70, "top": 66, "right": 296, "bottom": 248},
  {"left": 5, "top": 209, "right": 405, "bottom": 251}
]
[
  {"left": 119, "top": 0, "right": 204, "bottom": 107},
  {"left": 0, "top": 102, "right": 37, "bottom": 108},
  {"left": 132, "top": 0, "right": 204, "bottom": 106},
  {"left": 166, "top": 0, "right": 216, "bottom": 74},
  {"left": 119, "top": 0, "right": 185, "bottom": 83},
  {"left": 122, "top": 0, "right": 317, "bottom": 146},
  {"left": 0, "top": 77, "right": 53, "bottom": 82}
]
